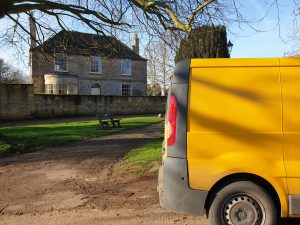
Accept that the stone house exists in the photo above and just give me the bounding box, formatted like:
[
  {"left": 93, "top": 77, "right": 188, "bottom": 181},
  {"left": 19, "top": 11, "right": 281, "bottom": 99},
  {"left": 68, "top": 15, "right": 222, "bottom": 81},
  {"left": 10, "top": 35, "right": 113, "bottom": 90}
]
[{"left": 30, "top": 30, "right": 147, "bottom": 96}]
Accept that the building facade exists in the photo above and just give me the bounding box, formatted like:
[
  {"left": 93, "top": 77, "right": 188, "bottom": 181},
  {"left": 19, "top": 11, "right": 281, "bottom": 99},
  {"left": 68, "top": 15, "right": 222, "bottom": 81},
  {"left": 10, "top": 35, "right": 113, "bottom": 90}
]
[{"left": 30, "top": 31, "right": 147, "bottom": 96}]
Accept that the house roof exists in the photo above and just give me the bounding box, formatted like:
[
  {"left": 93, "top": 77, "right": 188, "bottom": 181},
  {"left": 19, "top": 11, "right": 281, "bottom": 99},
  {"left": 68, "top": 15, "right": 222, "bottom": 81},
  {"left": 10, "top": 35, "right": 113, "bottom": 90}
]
[{"left": 31, "top": 30, "right": 146, "bottom": 61}]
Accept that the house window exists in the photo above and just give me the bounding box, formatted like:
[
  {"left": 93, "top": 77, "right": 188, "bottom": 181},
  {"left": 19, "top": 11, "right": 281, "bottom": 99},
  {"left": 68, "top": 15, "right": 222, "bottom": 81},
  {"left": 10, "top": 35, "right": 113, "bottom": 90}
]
[
  {"left": 122, "top": 84, "right": 131, "bottom": 96},
  {"left": 45, "top": 84, "right": 53, "bottom": 94},
  {"left": 121, "top": 59, "right": 132, "bottom": 76},
  {"left": 54, "top": 53, "right": 67, "bottom": 72},
  {"left": 67, "top": 85, "right": 78, "bottom": 95},
  {"left": 58, "top": 84, "right": 67, "bottom": 95},
  {"left": 90, "top": 56, "right": 102, "bottom": 74}
]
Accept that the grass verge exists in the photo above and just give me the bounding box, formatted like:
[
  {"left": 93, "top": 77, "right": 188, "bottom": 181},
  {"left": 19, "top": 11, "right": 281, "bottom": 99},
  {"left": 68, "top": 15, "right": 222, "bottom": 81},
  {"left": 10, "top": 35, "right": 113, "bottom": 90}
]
[
  {"left": 117, "top": 137, "right": 163, "bottom": 177},
  {"left": 0, "top": 116, "right": 163, "bottom": 156}
]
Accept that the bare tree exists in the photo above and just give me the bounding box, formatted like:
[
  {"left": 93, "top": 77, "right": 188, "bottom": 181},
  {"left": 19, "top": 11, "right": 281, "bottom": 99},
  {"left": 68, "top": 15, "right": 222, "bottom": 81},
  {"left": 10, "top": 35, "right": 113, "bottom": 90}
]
[
  {"left": 0, "top": 0, "right": 216, "bottom": 49},
  {"left": 0, "top": 0, "right": 294, "bottom": 66},
  {"left": 0, "top": 0, "right": 219, "bottom": 33},
  {"left": 283, "top": 1, "right": 300, "bottom": 55},
  {"left": 147, "top": 83, "right": 162, "bottom": 96},
  {"left": 0, "top": 58, "right": 27, "bottom": 84},
  {"left": 0, "top": 1, "right": 278, "bottom": 52},
  {"left": 145, "top": 36, "right": 175, "bottom": 96}
]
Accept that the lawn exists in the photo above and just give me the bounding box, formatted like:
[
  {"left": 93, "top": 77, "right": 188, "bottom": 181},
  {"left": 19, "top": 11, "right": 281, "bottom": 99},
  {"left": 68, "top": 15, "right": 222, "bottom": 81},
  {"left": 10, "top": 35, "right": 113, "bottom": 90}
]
[
  {"left": 0, "top": 116, "right": 163, "bottom": 156},
  {"left": 118, "top": 137, "right": 163, "bottom": 176}
]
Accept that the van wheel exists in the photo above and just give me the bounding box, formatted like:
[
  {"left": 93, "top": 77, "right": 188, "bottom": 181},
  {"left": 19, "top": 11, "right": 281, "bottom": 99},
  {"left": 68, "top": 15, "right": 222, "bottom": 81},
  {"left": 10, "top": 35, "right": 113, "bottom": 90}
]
[{"left": 207, "top": 181, "right": 277, "bottom": 225}]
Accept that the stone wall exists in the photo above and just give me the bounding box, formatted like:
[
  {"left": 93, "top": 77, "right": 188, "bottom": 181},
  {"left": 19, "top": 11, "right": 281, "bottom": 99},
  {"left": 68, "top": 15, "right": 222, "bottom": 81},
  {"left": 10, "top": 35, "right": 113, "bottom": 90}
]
[{"left": 0, "top": 84, "right": 166, "bottom": 120}]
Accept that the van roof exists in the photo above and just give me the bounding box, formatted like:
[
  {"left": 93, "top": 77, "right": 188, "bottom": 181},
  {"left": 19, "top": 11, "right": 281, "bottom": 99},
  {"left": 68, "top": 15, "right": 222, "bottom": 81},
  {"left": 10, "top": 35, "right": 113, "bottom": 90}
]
[{"left": 190, "top": 58, "right": 300, "bottom": 68}]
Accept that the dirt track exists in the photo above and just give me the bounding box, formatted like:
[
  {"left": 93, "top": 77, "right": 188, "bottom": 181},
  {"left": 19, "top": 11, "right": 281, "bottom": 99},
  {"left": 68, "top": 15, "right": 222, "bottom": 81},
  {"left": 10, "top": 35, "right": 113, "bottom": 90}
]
[
  {"left": 0, "top": 122, "right": 299, "bottom": 225},
  {"left": 0, "top": 123, "right": 206, "bottom": 225}
]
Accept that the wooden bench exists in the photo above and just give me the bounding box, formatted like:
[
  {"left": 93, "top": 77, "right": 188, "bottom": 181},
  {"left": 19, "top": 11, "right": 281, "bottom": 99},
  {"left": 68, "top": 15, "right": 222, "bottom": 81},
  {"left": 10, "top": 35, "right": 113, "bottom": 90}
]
[{"left": 97, "top": 114, "right": 121, "bottom": 129}]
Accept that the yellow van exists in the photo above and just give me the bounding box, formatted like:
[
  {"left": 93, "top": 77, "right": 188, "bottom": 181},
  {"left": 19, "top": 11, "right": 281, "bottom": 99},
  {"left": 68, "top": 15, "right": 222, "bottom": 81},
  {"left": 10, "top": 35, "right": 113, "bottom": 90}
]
[{"left": 158, "top": 58, "right": 300, "bottom": 225}]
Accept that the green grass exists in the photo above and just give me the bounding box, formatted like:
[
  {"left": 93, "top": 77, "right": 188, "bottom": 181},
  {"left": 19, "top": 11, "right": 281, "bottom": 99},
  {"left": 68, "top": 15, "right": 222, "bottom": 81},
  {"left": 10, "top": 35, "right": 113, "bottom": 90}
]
[
  {"left": 0, "top": 116, "right": 163, "bottom": 156},
  {"left": 118, "top": 137, "right": 163, "bottom": 176}
]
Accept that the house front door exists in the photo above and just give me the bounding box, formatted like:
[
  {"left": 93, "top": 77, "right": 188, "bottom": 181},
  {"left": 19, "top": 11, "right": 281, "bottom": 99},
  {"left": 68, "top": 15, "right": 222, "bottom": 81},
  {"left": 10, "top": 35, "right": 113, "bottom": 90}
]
[{"left": 91, "top": 88, "right": 100, "bottom": 95}]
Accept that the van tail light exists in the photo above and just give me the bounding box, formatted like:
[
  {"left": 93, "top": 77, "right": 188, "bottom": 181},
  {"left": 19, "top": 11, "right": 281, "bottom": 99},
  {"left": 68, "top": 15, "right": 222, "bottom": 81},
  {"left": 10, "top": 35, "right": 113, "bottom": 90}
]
[{"left": 167, "top": 95, "right": 177, "bottom": 146}]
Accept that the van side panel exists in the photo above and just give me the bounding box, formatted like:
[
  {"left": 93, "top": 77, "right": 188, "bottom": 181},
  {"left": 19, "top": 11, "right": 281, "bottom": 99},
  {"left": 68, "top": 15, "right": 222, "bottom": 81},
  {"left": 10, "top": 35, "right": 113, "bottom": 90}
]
[
  {"left": 281, "top": 65, "right": 300, "bottom": 215},
  {"left": 188, "top": 67, "right": 282, "bottom": 132},
  {"left": 187, "top": 64, "right": 288, "bottom": 216},
  {"left": 190, "top": 58, "right": 279, "bottom": 68}
]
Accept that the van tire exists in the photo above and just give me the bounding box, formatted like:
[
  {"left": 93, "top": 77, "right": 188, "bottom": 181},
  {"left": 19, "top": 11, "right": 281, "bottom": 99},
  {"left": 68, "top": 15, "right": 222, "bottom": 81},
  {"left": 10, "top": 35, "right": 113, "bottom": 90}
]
[{"left": 207, "top": 181, "right": 277, "bottom": 225}]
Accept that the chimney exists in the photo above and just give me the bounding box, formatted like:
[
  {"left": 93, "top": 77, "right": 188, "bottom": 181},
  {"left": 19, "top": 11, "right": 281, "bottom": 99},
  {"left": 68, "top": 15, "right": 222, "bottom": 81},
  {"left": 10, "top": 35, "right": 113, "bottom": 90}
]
[
  {"left": 29, "top": 11, "right": 37, "bottom": 93},
  {"left": 29, "top": 11, "right": 37, "bottom": 49},
  {"left": 132, "top": 34, "right": 139, "bottom": 55}
]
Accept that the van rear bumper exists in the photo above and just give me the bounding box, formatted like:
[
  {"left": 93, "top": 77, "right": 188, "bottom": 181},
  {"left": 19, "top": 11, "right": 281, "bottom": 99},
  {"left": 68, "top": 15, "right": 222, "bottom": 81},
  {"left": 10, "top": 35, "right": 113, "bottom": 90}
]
[{"left": 157, "top": 157, "right": 208, "bottom": 215}]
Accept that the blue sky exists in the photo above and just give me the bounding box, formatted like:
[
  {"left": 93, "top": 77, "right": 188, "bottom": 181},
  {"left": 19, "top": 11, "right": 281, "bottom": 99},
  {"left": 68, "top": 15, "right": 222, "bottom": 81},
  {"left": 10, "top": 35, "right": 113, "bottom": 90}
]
[
  {"left": 0, "top": 1, "right": 298, "bottom": 73},
  {"left": 229, "top": 1, "right": 296, "bottom": 58}
]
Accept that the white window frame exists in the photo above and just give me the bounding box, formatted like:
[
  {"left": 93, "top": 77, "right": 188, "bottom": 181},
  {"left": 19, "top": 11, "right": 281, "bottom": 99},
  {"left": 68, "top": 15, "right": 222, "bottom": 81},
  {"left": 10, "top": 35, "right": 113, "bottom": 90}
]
[
  {"left": 90, "top": 56, "right": 102, "bottom": 74},
  {"left": 67, "top": 84, "right": 71, "bottom": 95},
  {"left": 45, "top": 84, "right": 53, "bottom": 94},
  {"left": 121, "top": 84, "right": 131, "bottom": 96},
  {"left": 121, "top": 59, "right": 132, "bottom": 76},
  {"left": 58, "top": 84, "right": 68, "bottom": 95},
  {"left": 54, "top": 53, "right": 68, "bottom": 72}
]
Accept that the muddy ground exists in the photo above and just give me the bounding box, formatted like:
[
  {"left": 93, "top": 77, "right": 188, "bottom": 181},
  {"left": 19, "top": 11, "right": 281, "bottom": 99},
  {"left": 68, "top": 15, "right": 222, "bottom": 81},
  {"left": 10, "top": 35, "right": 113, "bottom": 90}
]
[
  {"left": 0, "top": 122, "right": 298, "bottom": 225},
  {"left": 0, "top": 123, "right": 205, "bottom": 225}
]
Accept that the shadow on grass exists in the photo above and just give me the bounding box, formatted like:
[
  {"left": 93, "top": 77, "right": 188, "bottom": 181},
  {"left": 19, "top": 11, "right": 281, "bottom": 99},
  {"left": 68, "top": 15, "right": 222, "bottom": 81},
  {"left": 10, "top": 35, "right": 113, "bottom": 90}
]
[
  {"left": 0, "top": 135, "right": 161, "bottom": 166},
  {"left": 0, "top": 118, "right": 163, "bottom": 157},
  {"left": 0, "top": 120, "right": 163, "bottom": 165}
]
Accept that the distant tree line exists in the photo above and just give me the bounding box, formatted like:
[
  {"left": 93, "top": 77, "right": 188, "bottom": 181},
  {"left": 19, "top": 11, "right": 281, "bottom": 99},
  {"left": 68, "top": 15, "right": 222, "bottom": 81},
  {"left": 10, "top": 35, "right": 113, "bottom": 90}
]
[
  {"left": 145, "top": 36, "right": 174, "bottom": 96},
  {"left": 0, "top": 58, "right": 27, "bottom": 84}
]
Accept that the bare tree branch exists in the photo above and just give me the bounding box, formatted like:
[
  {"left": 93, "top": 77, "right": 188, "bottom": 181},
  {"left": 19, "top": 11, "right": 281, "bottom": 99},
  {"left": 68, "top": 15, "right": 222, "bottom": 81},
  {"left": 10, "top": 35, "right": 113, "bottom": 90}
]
[{"left": 0, "top": 0, "right": 293, "bottom": 64}]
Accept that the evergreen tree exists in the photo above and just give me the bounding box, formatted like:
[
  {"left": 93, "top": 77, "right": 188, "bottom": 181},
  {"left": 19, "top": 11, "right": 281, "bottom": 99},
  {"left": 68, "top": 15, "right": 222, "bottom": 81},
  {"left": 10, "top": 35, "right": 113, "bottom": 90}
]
[{"left": 175, "top": 25, "right": 230, "bottom": 63}]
